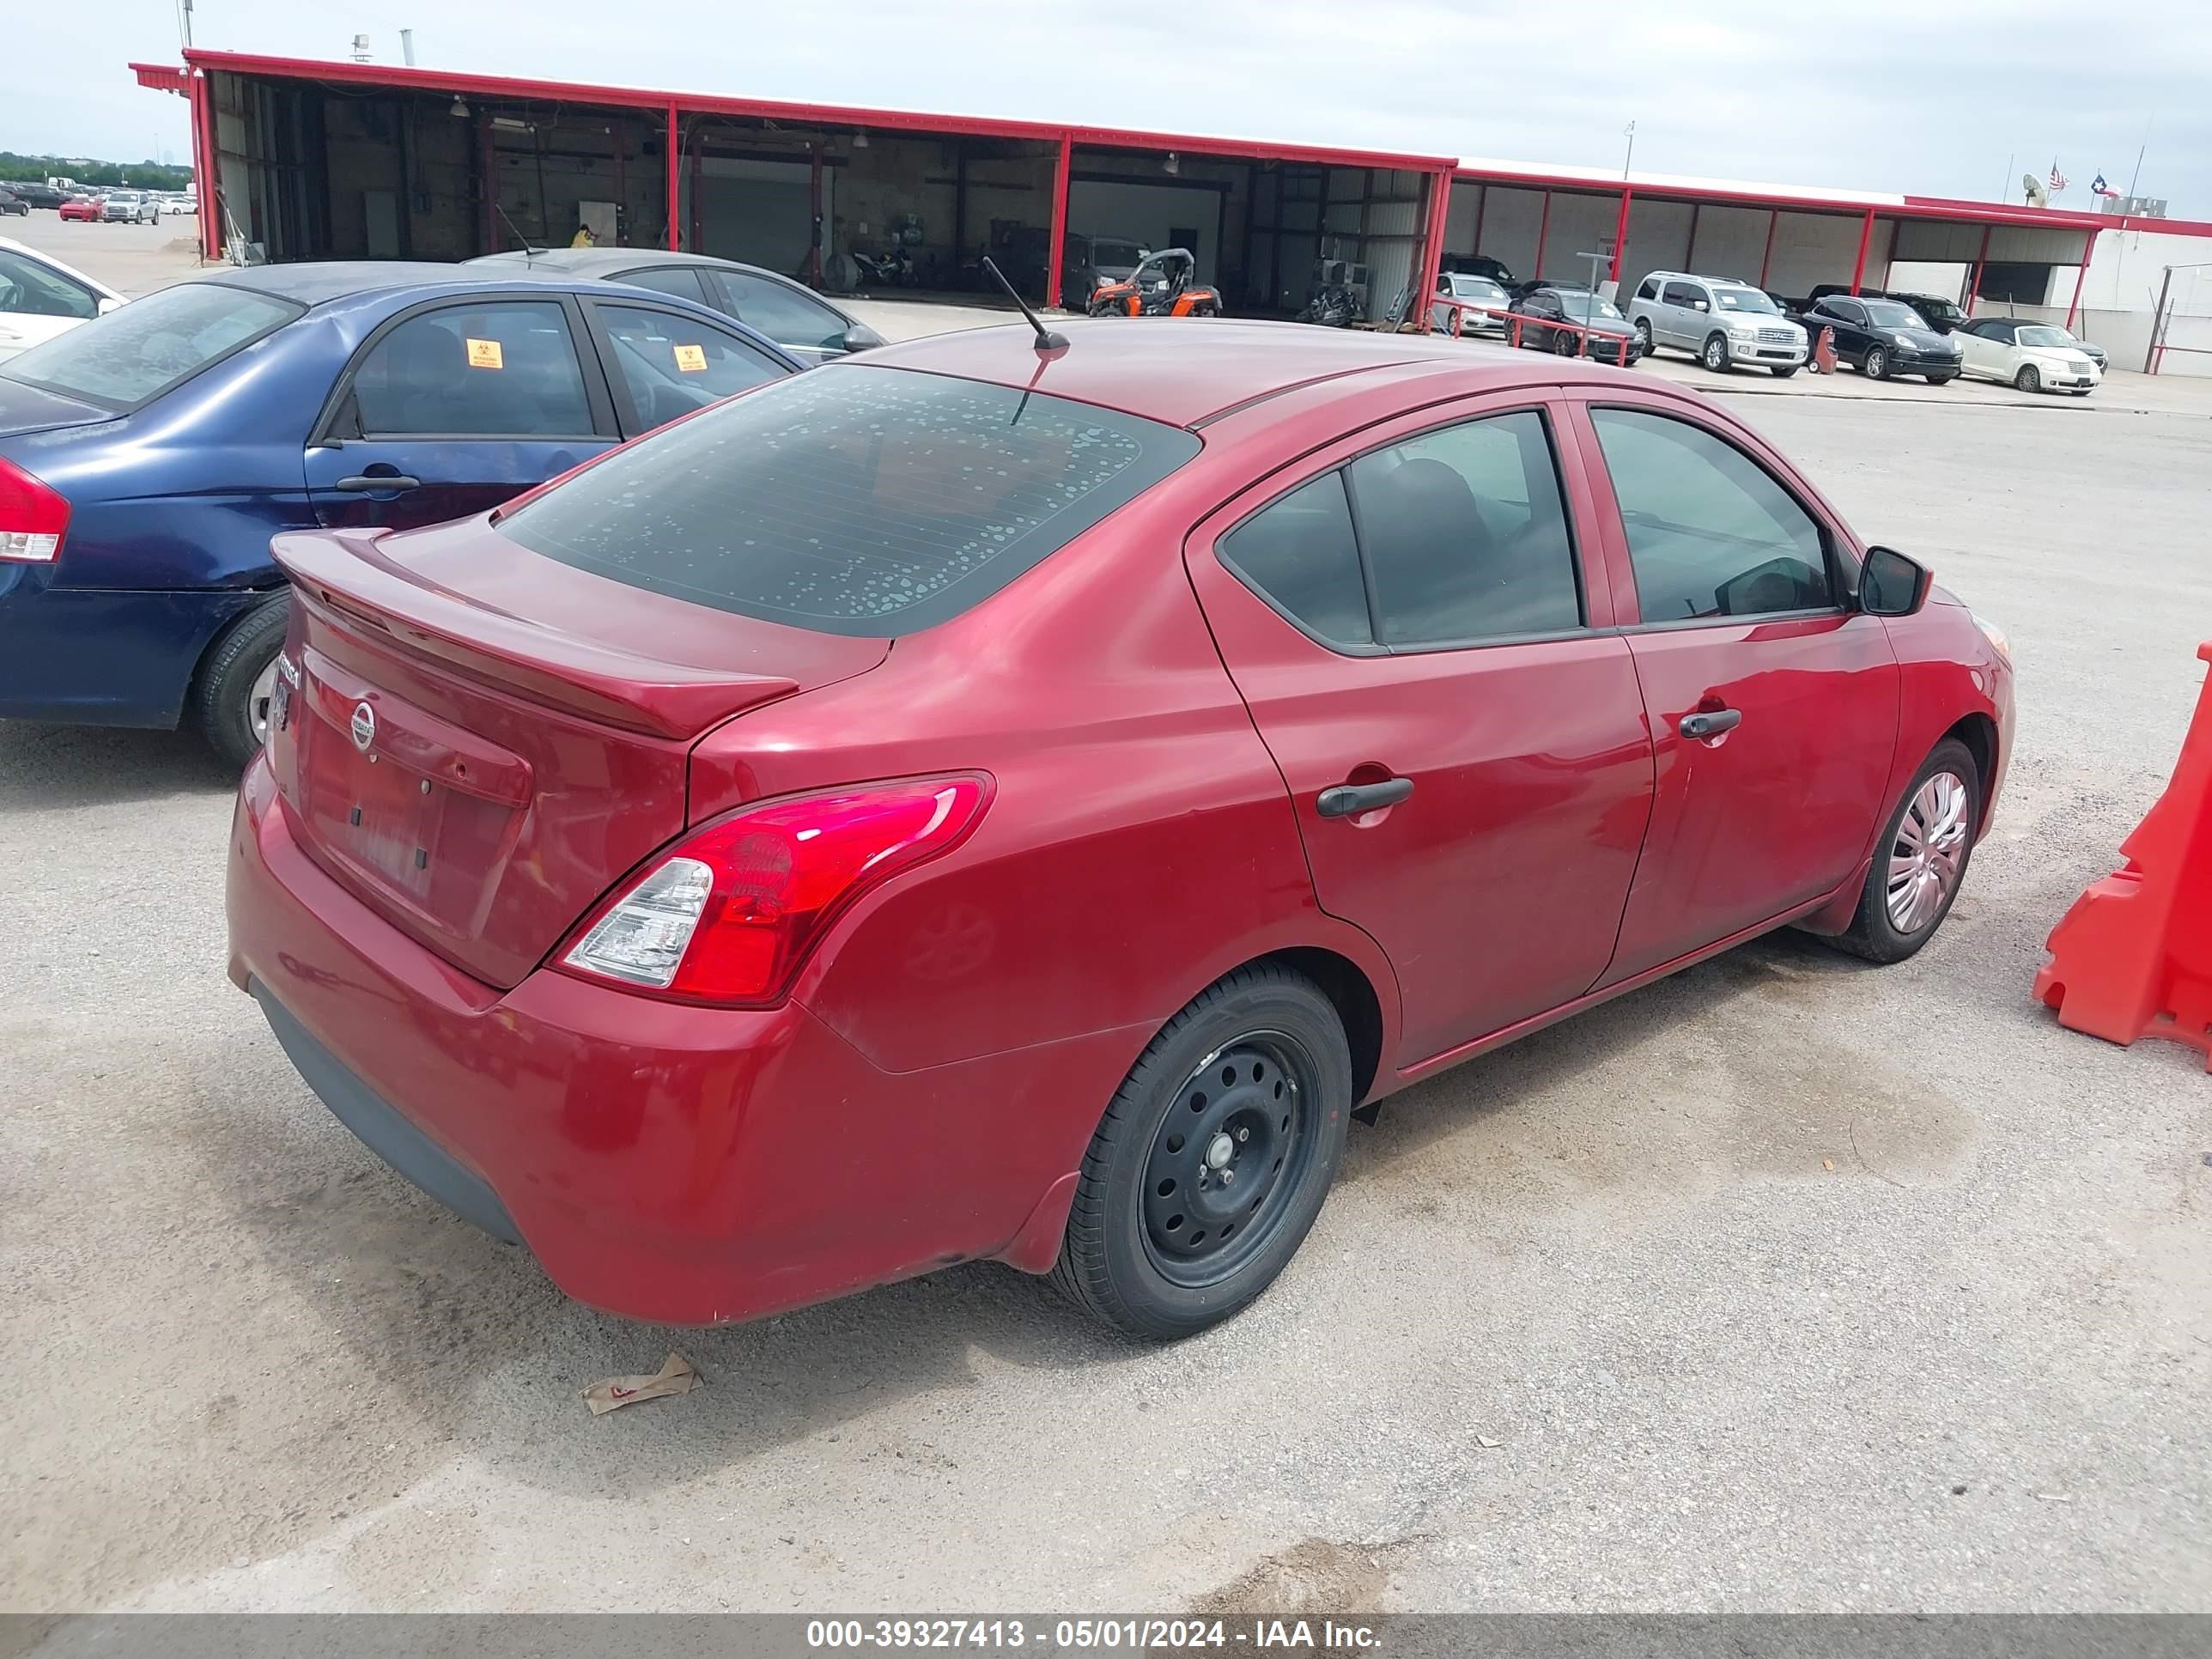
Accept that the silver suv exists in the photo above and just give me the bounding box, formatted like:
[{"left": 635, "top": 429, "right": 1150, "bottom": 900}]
[{"left": 1626, "top": 271, "right": 1807, "bottom": 376}]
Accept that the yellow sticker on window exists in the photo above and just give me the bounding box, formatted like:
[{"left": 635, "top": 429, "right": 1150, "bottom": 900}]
[
  {"left": 465, "top": 337, "right": 504, "bottom": 369},
  {"left": 672, "top": 343, "right": 708, "bottom": 374}
]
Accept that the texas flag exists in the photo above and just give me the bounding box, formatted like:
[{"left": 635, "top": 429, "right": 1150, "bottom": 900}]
[{"left": 2092, "top": 173, "right": 2120, "bottom": 198}]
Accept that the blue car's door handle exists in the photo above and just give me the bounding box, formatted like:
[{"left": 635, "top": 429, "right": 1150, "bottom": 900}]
[{"left": 331, "top": 473, "right": 422, "bottom": 492}]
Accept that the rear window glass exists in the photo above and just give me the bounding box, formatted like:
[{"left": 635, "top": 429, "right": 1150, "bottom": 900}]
[
  {"left": 0, "top": 281, "right": 298, "bottom": 410},
  {"left": 498, "top": 364, "right": 1201, "bottom": 636}
]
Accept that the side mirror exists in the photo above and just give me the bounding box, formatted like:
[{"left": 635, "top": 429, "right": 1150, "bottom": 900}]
[
  {"left": 1691, "top": 299, "right": 1709, "bottom": 312},
  {"left": 838, "top": 323, "right": 886, "bottom": 353},
  {"left": 1860, "top": 545, "right": 1932, "bottom": 617},
  {"left": 96, "top": 296, "right": 123, "bottom": 315}
]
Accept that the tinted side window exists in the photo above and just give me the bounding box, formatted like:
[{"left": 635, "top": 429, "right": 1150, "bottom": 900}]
[
  {"left": 712, "top": 271, "right": 849, "bottom": 353},
  {"left": 1662, "top": 282, "right": 1704, "bottom": 307},
  {"left": 1591, "top": 408, "right": 1832, "bottom": 623},
  {"left": 614, "top": 265, "right": 710, "bottom": 307},
  {"left": 354, "top": 301, "right": 592, "bottom": 437},
  {"left": 1219, "top": 472, "right": 1370, "bottom": 646},
  {"left": 1637, "top": 277, "right": 1659, "bottom": 301},
  {"left": 1347, "top": 410, "right": 1583, "bottom": 647},
  {"left": 592, "top": 301, "right": 786, "bottom": 433},
  {"left": 0, "top": 251, "right": 98, "bottom": 320}
]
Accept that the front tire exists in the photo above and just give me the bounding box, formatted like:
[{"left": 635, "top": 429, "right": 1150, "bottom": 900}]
[
  {"left": 1771, "top": 363, "right": 1800, "bottom": 378},
  {"left": 1926, "top": 374, "right": 1956, "bottom": 386},
  {"left": 2014, "top": 363, "right": 2041, "bottom": 392},
  {"left": 1863, "top": 346, "right": 1889, "bottom": 380},
  {"left": 1826, "top": 738, "right": 1981, "bottom": 964},
  {"left": 1050, "top": 963, "right": 1353, "bottom": 1340},
  {"left": 191, "top": 597, "right": 289, "bottom": 770},
  {"left": 1702, "top": 333, "right": 1733, "bottom": 373},
  {"left": 1635, "top": 319, "right": 1655, "bottom": 357}
]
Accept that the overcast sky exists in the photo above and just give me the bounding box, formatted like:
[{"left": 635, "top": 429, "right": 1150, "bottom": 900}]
[{"left": 8, "top": 0, "right": 2207, "bottom": 216}]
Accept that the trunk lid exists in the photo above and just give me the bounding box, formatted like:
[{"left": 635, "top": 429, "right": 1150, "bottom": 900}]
[
  {"left": 0, "top": 377, "right": 115, "bottom": 441},
  {"left": 268, "top": 514, "right": 890, "bottom": 988}
]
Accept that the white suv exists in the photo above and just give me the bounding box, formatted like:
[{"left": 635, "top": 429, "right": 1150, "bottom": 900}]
[{"left": 1626, "top": 271, "right": 1808, "bottom": 376}]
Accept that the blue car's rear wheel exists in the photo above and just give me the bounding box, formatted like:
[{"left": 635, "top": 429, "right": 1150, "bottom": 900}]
[{"left": 192, "top": 597, "right": 289, "bottom": 770}]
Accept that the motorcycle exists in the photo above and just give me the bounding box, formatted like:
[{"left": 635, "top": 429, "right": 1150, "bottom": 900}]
[
  {"left": 850, "top": 246, "right": 916, "bottom": 289},
  {"left": 1296, "top": 284, "right": 1361, "bottom": 328}
]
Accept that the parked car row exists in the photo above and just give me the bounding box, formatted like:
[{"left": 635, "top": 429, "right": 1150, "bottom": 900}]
[{"left": 1435, "top": 261, "right": 2109, "bottom": 396}]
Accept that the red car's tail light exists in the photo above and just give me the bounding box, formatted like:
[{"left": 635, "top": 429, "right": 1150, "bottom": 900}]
[
  {"left": 556, "top": 775, "right": 991, "bottom": 1006},
  {"left": 0, "top": 455, "right": 68, "bottom": 563}
]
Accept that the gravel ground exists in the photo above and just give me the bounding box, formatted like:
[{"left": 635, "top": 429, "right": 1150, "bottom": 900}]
[{"left": 1, "top": 222, "right": 2208, "bottom": 1616}]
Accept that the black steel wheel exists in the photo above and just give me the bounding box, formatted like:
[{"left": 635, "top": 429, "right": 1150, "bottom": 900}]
[{"left": 1050, "top": 963, "right": 1352, "bottom": 1340}]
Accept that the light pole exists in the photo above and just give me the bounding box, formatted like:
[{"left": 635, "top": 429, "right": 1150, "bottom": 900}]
[{"left": 1622, "top": 121, "right": 1636, "bottom": 179}]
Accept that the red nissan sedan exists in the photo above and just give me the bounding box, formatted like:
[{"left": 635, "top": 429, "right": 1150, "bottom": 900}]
[{"left": 227, "top": 319, "right": 2012, "bottom": 1339}]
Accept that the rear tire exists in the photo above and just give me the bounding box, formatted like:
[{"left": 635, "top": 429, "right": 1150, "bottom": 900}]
[
  {"left": 191, "top": 597, "right": 289, "bottom": 771},
  {"left": 1049, "top": 963, "right": 1352, "bottom": 1340},
  {"left": 1825, "top": 738, "right": 1981, "bottom": 964}
]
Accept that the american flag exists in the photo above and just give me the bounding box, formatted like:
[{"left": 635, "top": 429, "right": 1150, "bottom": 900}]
[{"left": 2049, "top": 162, "right": 2069, "bottom": 191}]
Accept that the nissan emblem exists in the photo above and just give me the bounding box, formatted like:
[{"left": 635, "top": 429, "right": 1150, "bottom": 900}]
[{"left": 349, "top": 700, "right": 376, "bottom": 753}]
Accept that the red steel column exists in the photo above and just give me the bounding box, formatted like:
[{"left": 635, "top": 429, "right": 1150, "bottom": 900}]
[
  {"left": 190, "top": 70, "right": 220, "bottom": 259},
  {"left": 2065, "top": 229, "right": 2093, "bottom": 330},
  {"left": 1967, "top": 223, "right": 1990, "bottom": 308},
  {"left": 1534, "top": 189, "right": 1552, "bottom": 278},
  {"left": 1759, "top": 210, "right": 1778, "bottom": 287},
  {"left": 665, "top": 103, "right": 679, "bottom": 250},
  {"left": 1609, "top": 187, "right": 1632, "bottom": 284},
  {"left": 1045, "top": 132, "right": 1072, "bottom": 308},
  {"left": 1848, "top": 209, "right": 1875, "bottom": 294},
  {"left": 1416, "top": 167, "right": 1451, "bottom": 329}
]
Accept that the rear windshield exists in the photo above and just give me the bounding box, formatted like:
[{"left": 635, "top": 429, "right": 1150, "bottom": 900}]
[
  {"left": 0, "top": 281, "right": 299, "bottom": 410},
  {"left": 498, "top": 364, "right": 1202, "bottom": 636}
]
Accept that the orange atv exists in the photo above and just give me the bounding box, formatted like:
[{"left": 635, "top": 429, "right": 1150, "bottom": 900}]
[{"left": 1086, "top": 248, "right": 1223, "bottom": 318}]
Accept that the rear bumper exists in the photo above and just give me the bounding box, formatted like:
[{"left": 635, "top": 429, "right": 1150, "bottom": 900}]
[
  {"left": 226, "top": 757, "right": 1113, "bottom": 1326},
  {"left": 0, "top": 573, "right": 266, "bottom": 728}
]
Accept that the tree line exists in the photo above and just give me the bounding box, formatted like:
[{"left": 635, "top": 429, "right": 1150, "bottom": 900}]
[{"left": 0, "top": 151, "right": 194, "bottom": 190}]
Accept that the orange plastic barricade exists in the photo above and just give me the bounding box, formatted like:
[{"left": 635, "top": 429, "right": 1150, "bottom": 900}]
[{"left": 2033, "top": 641, "right": 2212, "bottom": 1069}]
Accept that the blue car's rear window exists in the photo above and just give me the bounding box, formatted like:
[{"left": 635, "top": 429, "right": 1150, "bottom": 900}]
[
  {"left": 497, "top": 364, "right": 1200, "bottom": 637},
  {"left": 0, "top": 281, "right": 300, "bottom": 410}
]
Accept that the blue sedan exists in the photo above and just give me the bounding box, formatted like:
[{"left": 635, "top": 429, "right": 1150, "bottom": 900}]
[{"left": 0, "top": 263, "right": 805, "bottom": 765}]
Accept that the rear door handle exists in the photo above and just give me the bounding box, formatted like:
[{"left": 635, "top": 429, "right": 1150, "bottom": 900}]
[
  {"left": 1317, "top": 777, "right": 1413, "bottom": 818},
  {"left": 1679, "top": 708, "right": 1743, "bottom": 740},
  {"left": 331, "top": 473, "right": 422, "bottom": 492}
]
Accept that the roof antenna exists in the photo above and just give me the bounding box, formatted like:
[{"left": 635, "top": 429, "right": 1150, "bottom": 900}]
[
  {"left": 495, "top": 202, "right": 542, "bottom": 263},
  {"left": 981, "top": 256, "right": 1066, "bottom": 351}
]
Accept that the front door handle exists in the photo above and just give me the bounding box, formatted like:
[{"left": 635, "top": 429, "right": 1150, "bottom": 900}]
[
  {"left": 331, "top": 473, "right": 422, "bottom": 493},
  {"left": 1317, "top": 777, "right": 1413, "bottom": 818},
  {"left": 1679, "top": 708, "right": 1743, "bottom": 740}
]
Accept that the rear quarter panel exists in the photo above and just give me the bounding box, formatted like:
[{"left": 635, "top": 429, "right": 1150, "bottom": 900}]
[{"left": 14, "top": 312, "right": 342, "bottom": 591}]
